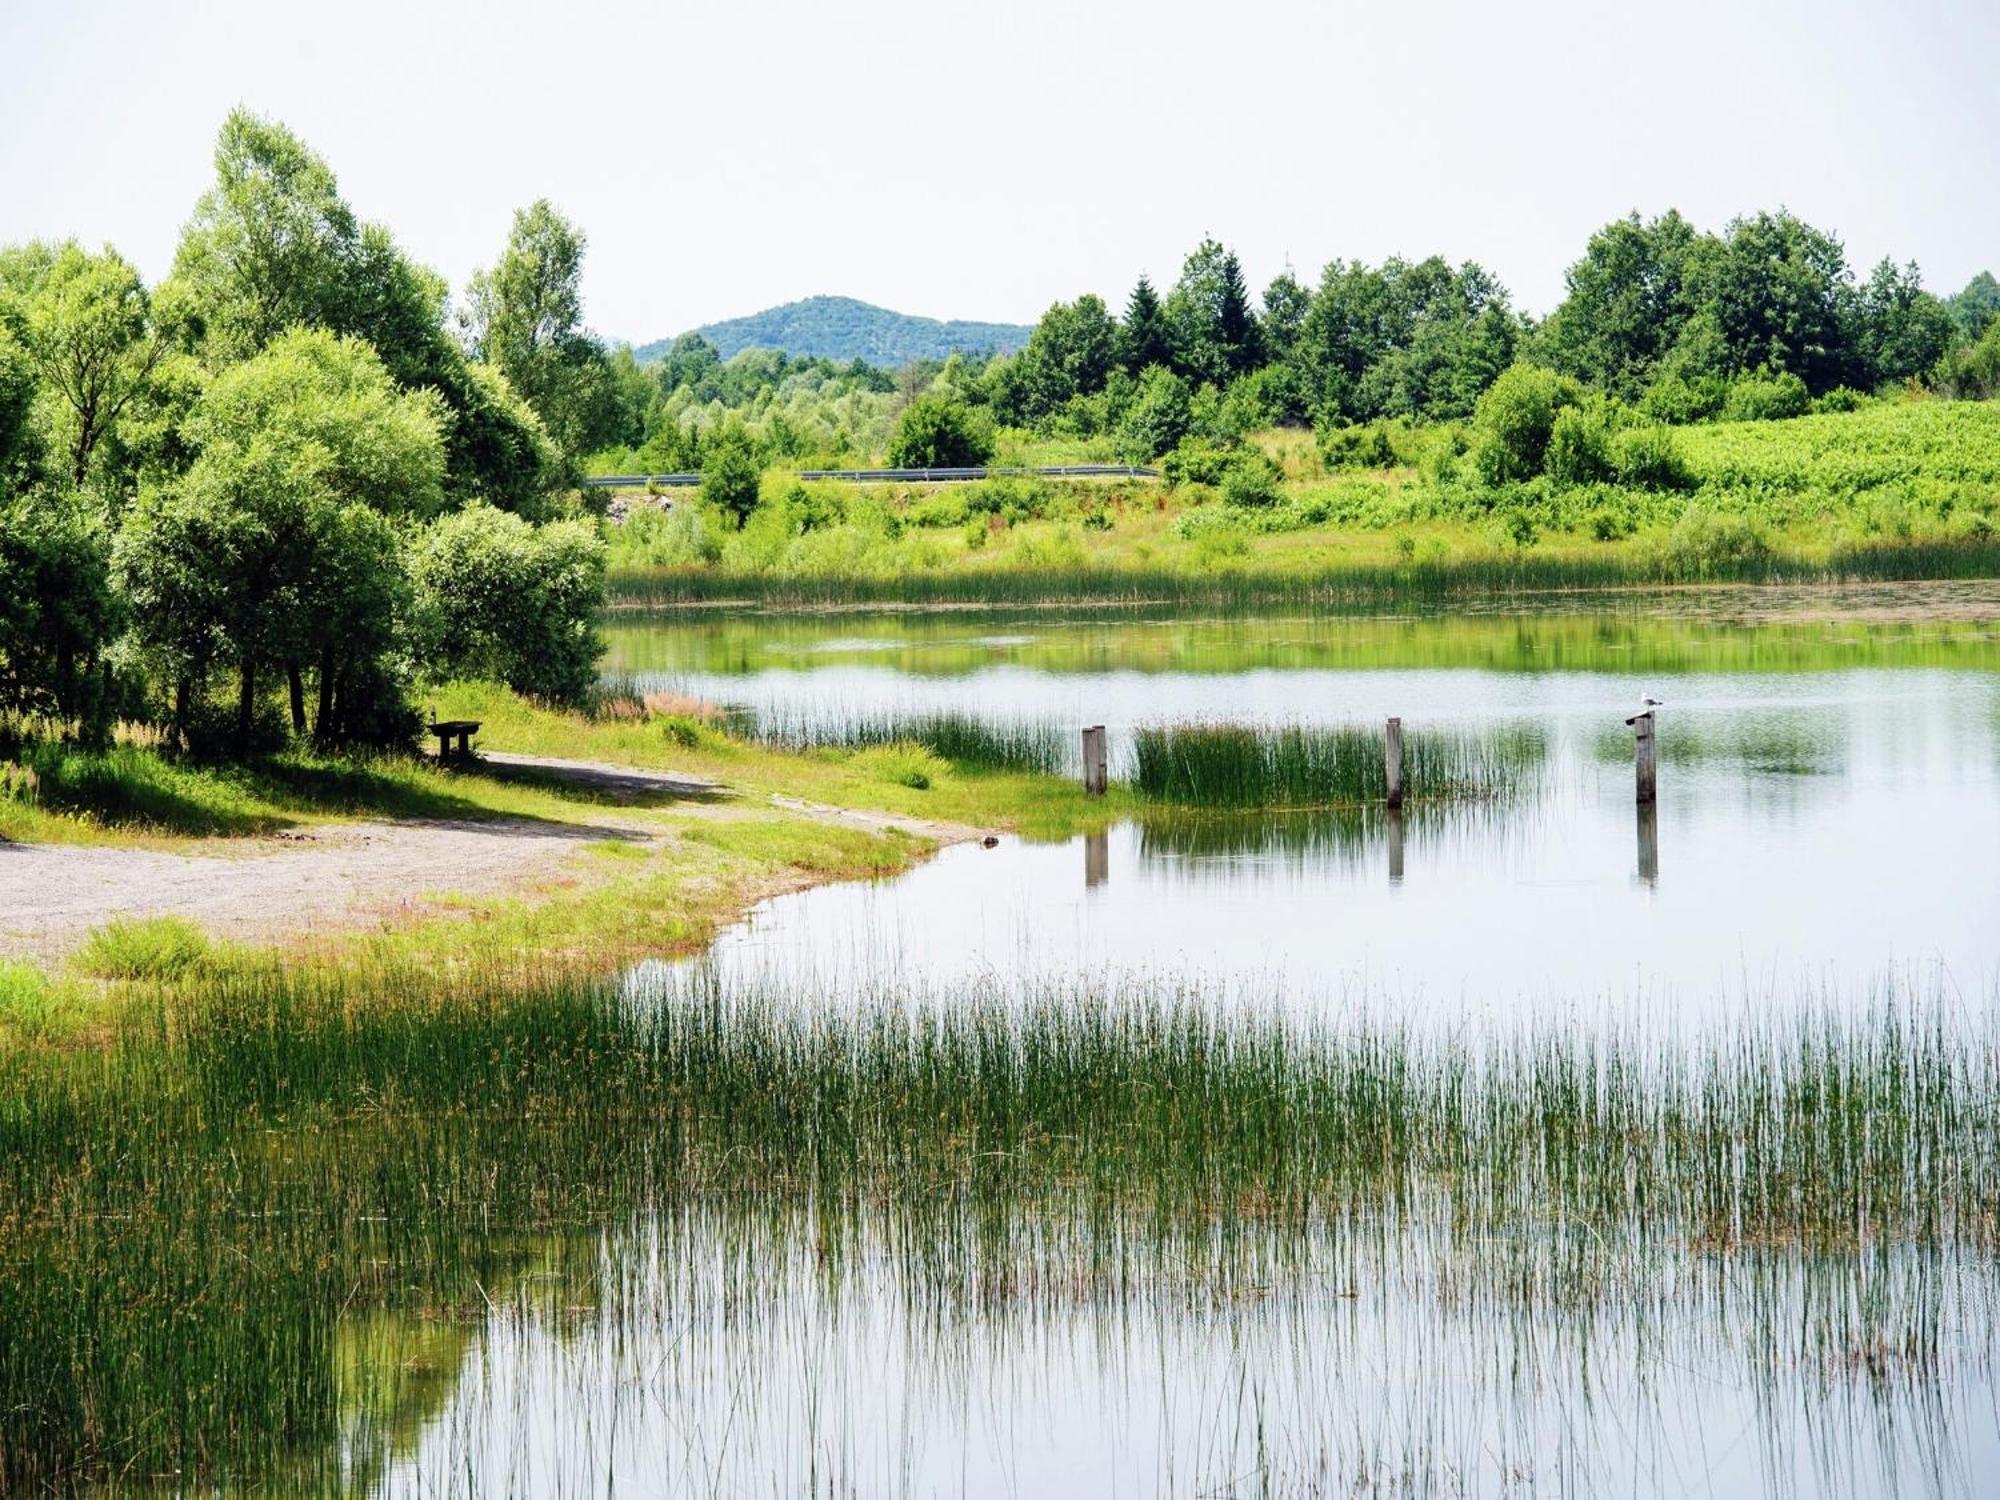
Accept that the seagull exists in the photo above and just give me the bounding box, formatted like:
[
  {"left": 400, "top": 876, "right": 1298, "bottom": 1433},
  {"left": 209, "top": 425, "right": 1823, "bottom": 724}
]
[{"left": 1624, "top": 696, "right": 1664, "bottom": 726}]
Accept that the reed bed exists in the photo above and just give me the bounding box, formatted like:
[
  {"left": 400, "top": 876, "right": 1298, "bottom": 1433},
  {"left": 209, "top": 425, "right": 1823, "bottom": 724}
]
[
  {"left": 606, "top": 534, "right": 2000, "bottom": 612},
  {"left": 1, "top": 962, "right": 1992, "bottom": 1490},
  {"left": 740, "top": 704, "right": 1069, "bottom": 773},
  {"left": 1132, "top": 721, "right": 1546, "bottom": 808}
]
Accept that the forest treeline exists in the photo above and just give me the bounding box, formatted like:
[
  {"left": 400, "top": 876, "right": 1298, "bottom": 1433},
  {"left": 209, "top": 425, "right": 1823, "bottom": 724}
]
[
  {"left": 593, "top": 214, "right": 2000, "bottom": 484},
  {"left": 0, "top": 113, "right": 618, "bottom": 753}
]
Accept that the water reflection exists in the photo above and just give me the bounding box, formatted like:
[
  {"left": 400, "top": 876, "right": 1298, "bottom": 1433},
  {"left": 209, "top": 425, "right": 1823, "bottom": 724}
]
[
  {"left": 1637, "top": 800, "right": 1660, "bottom": 886},
  {"left": 1083, "top": 827, "right": 1108, "bottom": 888}
]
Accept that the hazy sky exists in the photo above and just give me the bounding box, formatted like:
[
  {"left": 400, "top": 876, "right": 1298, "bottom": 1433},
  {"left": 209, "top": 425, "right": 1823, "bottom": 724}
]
[{"left": 4, "top": 0, "right": 1996, "bottom": 342}]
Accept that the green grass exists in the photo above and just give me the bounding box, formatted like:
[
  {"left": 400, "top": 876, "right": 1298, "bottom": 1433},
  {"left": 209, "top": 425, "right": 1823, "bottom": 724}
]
[
  {"left": 1132, "top": 721, "right": 1546, "bottom": 808},
  {"left": 0, "top": 963, "right": 1988, "bottom": 1489},
  {"left": 73, "top": 916, "right": 214, "bottom": 981}
]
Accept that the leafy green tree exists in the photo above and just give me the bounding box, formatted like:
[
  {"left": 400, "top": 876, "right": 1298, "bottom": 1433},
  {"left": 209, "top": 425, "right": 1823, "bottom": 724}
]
[
  {"left": 460, "top": 200, "right": 615, "bottom": 456},
  {"left": 700, "top": 422, "right": 764, "bottom": 526},
  {"left": 887, "top": 392, "right": 995, "bottom": 468},
  {"left": 1259, "top": 270, "right": 1311, "bottom": 364},
  {"left": 410, "top": 504, "right": 606, "bottom": 705},
  {"left": 0, "top": 492, "right": 120, "bottom": 736},
  {"left": 1165, "top": 238, "right": 1261, "bottom": 386},
  {"left": 1948, "top": 272, "right": 2000, "bottom": 341},
  {"left": 1850, "top": 259, "right": 1955, "bottom": 387},
  {"left": 1115, "top": 365, "right": 1193, "bottom": 462},
  {"left": 1, "top": 242, "right": 168, "bottom": 490},
  {"left": 1695, "top": 211, "right": 1852, "bottom": 394},
  {"left": 1539, "top": 211, "right": 1708, "bottom": 399},
  {"left": 1119, "top": 275, "right": 1171, "bottom": 372},
  {"left": 1294, "top": 257, "right": 1517, "bottom": 423},
  {"left": 1015, "top": 295, "right": 1118, "bottom": 421},
  {"left": 1937, "top": 318, "right": 2000, "bottom": 399},
  {"left": 0, "top": 324, "right": 37, "bottom": 487},
  {"left": 115, "top": 329, "right": 446, "bottom": 748}
]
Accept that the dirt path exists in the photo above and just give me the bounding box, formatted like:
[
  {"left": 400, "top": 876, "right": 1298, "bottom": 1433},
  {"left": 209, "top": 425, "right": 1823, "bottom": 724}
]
[
  {"left": 0, "top": 751, "right": 983, "bottom": 962},
  {"left": 0, "top": 811, "right": 653, "bottom": 961}
]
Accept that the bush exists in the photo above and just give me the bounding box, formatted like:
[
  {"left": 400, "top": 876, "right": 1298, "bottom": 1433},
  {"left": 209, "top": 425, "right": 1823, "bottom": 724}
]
[
  {"left": 1811, "top": 386, "right": 1867, "bottom": 414},
  {"left": 888, "top": 393, "right": 995, "bottom": 468},
  {"left": 855, "top": 741, "right": 948, "bottom": 790},
  {"left": 411, "top": 504, "right": 607, "bottom": 706},
  {"left": 1937, "top": 320, "right": 2000, "bottom": 400},
  {"left": 1318, "top": 421, "right": 1399, "bottom": 471},
  {"left": 74, "top": 916, "right": 211, "bottom": 981},
  {"left": 615, "top": 502, "right": 722, "bottom": 567},
  {"left": 1471, "top": 364, "right": 1583, "bottom": 484},
  {"left": 1722, "top": 371, "right": 1810, "bottom": 422},
  {"left": 1611, "top": 425, "right": 1692, "bottom": 490},
  {"left": 700, "top": 427, "right": 763, "bottom": 526},
  {"left": 1115, "top": 366, "right": 1193, "bottom": 463},
  {"left": 1161, "top": 437, "right": 1234, "bottom": 488},
  {"left": 1220, "top": 453, "right": 1283, "bottom": 508},
  {"left": 1661, "top": 506, "right": 1772, "bottom": 577},
  {"left": 1544, "top": 406, "right": 1616, "bottom": 488}
]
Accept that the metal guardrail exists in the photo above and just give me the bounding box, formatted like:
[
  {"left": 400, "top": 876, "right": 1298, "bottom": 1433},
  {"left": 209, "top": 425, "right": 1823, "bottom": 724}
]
[{"left": 581, "top": 464, "right": 1159, "bottom": 489}]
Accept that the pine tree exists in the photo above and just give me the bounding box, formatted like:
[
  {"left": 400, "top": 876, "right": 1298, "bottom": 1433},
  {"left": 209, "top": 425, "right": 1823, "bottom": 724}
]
[{"left": 1120, "top": 275, "right": 1171, "bottom": 372}]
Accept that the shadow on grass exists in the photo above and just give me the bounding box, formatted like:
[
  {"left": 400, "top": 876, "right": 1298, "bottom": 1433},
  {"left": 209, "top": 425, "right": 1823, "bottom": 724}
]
[{"left": 16, "top": 745, "right": 715, "bottom": 842}]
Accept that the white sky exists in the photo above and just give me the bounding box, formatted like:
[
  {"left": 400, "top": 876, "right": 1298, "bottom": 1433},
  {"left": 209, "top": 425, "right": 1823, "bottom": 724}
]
[{"left": 3, "top": 0, "right": 1996, "bottom": 342}]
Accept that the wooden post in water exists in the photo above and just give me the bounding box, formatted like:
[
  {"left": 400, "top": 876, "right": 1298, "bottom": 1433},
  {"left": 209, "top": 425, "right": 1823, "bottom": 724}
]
[
  {"left": 1632, "top": 711, "right": 1657, "bottom": 805},
  {"left": 1384, "top": 716, "right": 1405, "bottom": 809},
  {"left": 1081, "top": 725, "right": 1107, "bottom": 797}
]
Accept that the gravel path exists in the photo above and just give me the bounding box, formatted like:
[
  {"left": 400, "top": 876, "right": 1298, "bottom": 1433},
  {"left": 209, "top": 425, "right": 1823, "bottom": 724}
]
[{"left": 0, "top": 812, "right": 649, "bottom": 960}]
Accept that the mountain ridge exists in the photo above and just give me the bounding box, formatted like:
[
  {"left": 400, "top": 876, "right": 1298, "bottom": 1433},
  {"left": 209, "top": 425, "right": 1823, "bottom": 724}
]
[{"left": 632, "top": 295, "right": 1031, "bottom": 367}]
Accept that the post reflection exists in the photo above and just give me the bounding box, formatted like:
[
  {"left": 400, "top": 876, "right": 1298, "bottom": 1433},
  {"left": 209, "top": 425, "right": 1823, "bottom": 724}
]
[
  {"left": 1386, "top": 806, "right": 1405, "bottom": 884},
  {"left": 1636, "top": 802, "right": 1659, "bottom": 886},
  {"left": 1084, "top": 829, "right": 1109, "bottom": 888}
]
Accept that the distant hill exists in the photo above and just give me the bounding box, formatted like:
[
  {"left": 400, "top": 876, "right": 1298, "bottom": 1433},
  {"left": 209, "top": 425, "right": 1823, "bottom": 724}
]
[{"left": 633, "top": 296, "right": 1032, "bottom": 367}]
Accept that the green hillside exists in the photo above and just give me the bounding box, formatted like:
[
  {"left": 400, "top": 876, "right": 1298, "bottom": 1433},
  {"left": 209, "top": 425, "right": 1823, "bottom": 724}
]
[{"left": 635, "top": 295, "right": 1030, "bottom": 367}]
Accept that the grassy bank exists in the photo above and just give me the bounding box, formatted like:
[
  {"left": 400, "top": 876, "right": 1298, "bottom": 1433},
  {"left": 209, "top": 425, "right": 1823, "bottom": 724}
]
[{"left": 603, "top": 401, "right": 2000, "bottom": 608}]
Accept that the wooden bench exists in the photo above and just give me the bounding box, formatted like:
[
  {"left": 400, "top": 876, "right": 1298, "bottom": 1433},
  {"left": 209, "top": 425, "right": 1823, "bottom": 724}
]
[{"left": 429, "top": 720, "right": 481, "bottom": 762}]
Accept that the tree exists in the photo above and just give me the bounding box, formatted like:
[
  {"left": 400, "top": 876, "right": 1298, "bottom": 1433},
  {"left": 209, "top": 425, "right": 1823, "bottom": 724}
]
[
  {"left": 700, "top": 422, "right": 763, "bottom": 526},
  {"left": 410, "top": 505, "right": 606, "bottom": 706},
  {"left": 887, "top": 392, "right": 994, "bottom": 468},
  {"left": 1694, "top": 211, "right": 1853, "bottom": 394},
  {"left": 1115, "top": 365, "right": 1192, "bottom": 462},
  {"left": 1119, "top": 275, "right": 1171, "bottom": 372},
  {"left": 0, "top": 492, "right": 120, "bottom": 736},
  {"left": 1850, "top": 259, "right": 1955, "bottom": 387},
  {"left": 1539, "top": 211, "right": 1708, "bottom": 399},
  {"left": 2, "top": 242, "right": 168, "bottom": 490},
  {"left": 1259, "top": 270, "right": 1311, "bottom": 365},
  {"left": 460, "top": 200, "right": 615, "bottom": 456},
  {"left": 1165, "top": 238, "right": 1261, "bottom": 386},
  {"left": 1015, "top": 295, "right": 1119, "bottom": 421},
  {"left": 167, "top": 111, "right": 360, "bottom": 362},
  {"left": 1948, "top": 272, "right": 2000, "bottom": 341},
  {"left": 115, "top": 329, "right": 446, "bottom": 749}
]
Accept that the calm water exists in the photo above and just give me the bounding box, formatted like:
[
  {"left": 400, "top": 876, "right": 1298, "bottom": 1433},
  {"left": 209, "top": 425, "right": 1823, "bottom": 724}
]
[
  {"left": 611, "top": 608, "right": 2000, "bottom": 1019},
  {"left": 304, "top": 606, "right": 2000, "bottom": 1496}
]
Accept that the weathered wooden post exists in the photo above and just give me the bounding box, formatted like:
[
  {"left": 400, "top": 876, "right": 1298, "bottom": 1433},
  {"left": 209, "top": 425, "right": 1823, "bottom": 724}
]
[
  {"left": 1631, "top": 710, "right": 1657, "bottom": 805},
  {"left": 1384, "top": 716, "right": 1404, "bottom": 809},
  {"left": 1081, "top": 725, "right": 1107, "bottom": 797}
]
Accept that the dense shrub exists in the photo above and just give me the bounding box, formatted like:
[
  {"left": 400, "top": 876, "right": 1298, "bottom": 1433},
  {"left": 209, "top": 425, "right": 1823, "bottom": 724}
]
[
  {"left": 1721, "top": 371, "right": 1810, "bottom": 422},
  {"left": 1544, "top": 406, "right": 1616, "bottom": 488},
  {"left": 411, "top": 504, "right": 607, "bottom": 705},
  {"left": 1611, "top": 425, "right": 1692, "bottom": 490},
  {"left": 1115, "top": 366, "right": 1192, "bottom": 463},
  {"left": 888, "top": 394, "right": 995, "bottom": 468},
  {"left": 1661, "top": 505, "right": 1772, "bottom": 576},
  {"left": 700, "top": 426, "right": 763, "bottom": 526},
  {"left": 1161, "top": 437, "right": 1234, "bottom": 488},
  {"left": 1220, "top": 453, "right": 1283, "bottom": 508},
  {"left": 1471, "top": 364, "right": 1583, "bottom": 484}
]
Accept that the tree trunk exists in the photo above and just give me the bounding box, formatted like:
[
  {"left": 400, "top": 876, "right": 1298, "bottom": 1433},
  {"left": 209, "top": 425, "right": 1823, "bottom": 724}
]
[
  {"left": 287, "top": 664, "right": 307, "bottom": 739},
  {"left": 315, "top": 647, "right": 338, "bottom": 750},
  {"left": 237, "top": 661, "right": 256, "bottom": 752}
]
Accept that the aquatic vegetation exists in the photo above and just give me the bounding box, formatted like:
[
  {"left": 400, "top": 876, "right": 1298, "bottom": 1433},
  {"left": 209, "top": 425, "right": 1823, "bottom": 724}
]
[
  {"left": 1132, "top": 721, "right": 1545, "bottom": 808},
  {"left": 0, "top": 961, "right": 1988, "bottom": 1490},
  {"left": 743, "top": 704, "right": 1070, "bottom": 774}
]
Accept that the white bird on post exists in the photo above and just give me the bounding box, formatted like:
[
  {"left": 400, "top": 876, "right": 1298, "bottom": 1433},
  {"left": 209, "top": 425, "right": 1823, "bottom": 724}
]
[{"left": 1624, "top": 696, "right": 1664, "bottom": 727}]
